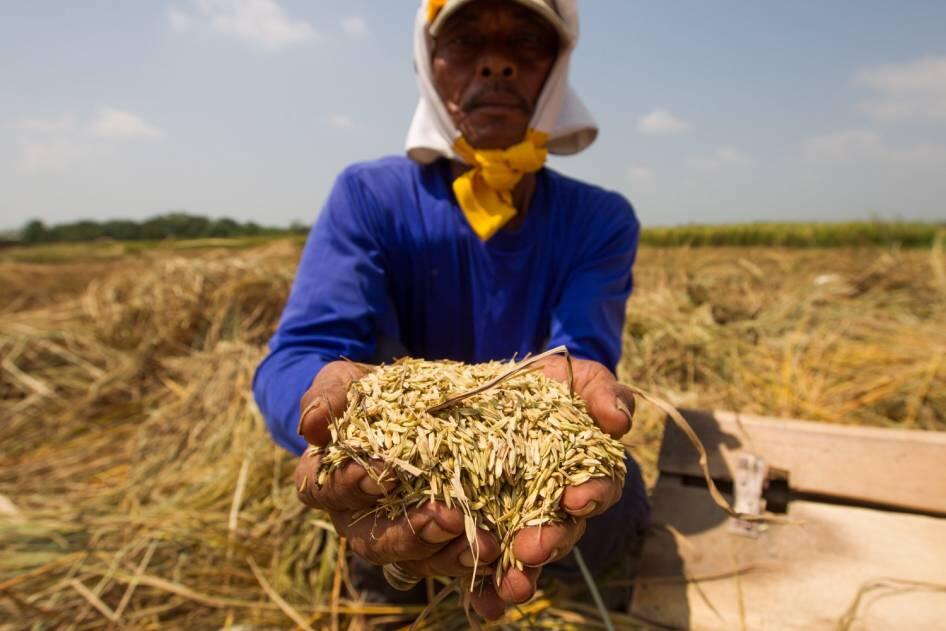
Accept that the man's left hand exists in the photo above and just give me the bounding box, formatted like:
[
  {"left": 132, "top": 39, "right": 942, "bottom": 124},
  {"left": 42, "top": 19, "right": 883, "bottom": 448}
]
[{"left": 468, "top": 356, "right": 634, "bottom": 620}]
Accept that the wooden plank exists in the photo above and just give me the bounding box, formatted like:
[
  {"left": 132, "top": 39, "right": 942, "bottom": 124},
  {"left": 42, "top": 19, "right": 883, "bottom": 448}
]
[
  {"left": 659, "top": 409, "right": 946, "bottom": 514},
  {"left": 632, "top": 476, "right": 946, "bottom": 630}
]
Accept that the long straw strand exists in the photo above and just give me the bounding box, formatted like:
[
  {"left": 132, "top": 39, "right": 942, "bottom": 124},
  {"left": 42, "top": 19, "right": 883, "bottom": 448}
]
[{"left": 573, "top": 547, "right": 615, "bottom": 631}]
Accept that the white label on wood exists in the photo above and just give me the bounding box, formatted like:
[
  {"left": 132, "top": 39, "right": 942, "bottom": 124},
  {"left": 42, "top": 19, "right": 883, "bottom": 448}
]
[{"left": 728, "top": 452, "right": 768, "bottom": 538}]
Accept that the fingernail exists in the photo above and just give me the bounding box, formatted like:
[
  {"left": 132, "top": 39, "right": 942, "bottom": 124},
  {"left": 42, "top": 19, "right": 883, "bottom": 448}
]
[
  {"left": 570, "top": 501, "right": 597, "bottom": 517},
  {"left": 297, "top": 399, "right": 321, "bottom": 435},
  {"left": 420, "top": 521, "right": 457, "bottom": 544},
  {"left": 615, "top": 397, "right": 633, "bottom": 421},
  {"left": 525, "top": 548, "right": 560, "bottom": 568},
  {"left": 358, "top": 475, "right": 386, "bottom": 495},
  {"left": 458, "top": 548, "right": 475, "bottom": 567}
]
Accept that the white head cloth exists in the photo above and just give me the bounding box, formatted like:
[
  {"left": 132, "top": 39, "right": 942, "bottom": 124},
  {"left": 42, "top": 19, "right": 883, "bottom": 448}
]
[{"left": 405, "top": 0, "right": 597, "bottom": 165}]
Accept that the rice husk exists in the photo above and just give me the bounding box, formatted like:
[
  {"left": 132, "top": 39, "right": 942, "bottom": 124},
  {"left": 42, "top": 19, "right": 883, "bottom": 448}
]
[{"left": 310, "top": 356, "right": 627, "bottom": 582}]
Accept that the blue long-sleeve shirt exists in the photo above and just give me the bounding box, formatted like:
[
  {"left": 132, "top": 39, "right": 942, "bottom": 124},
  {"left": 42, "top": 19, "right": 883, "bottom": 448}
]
[{"left": 253, "top": 156, "right": 640, "bottom": 455}]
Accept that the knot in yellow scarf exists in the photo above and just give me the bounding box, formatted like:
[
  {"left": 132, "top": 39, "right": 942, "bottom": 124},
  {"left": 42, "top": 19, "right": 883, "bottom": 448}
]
[{"left": 452, "top": 129, "right": 549, "bottom": 241}]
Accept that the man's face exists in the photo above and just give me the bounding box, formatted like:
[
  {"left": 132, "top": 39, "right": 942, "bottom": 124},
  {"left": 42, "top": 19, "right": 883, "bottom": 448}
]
[{"left": 431, "top": 0, "right": 559, "bottom": 150}]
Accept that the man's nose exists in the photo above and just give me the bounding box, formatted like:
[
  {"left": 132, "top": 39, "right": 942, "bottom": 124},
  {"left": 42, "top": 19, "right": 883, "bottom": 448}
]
[{"left": 478, "top": 52, "right": 518, "bottom": 80}]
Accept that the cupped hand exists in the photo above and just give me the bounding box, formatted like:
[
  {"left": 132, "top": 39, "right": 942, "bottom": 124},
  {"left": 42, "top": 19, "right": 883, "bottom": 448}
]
[
  {"left": 294, "top": 454, "right": 501, "bottom": 579},
  {"left": 467, "top": 355, "right": 634, "bottom": 620},
  {"left": 295, "top": 361, "right": 501, "bottom": 582}
]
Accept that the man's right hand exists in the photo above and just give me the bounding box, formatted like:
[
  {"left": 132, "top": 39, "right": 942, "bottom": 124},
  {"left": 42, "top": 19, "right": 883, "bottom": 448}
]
[{"left": 293, "top": 362, "right": 501, "bottom": 589}]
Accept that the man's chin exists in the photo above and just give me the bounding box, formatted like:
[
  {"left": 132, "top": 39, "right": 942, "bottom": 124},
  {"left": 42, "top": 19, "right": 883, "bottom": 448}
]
[{"left": 461, "top": 123, "right": 531, "bottom": 150}]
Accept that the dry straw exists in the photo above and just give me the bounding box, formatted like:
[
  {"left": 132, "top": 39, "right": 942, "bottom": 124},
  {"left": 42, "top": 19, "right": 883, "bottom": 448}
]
[{"left": 2, "top": 240, "right": 944, "bottom": 628}]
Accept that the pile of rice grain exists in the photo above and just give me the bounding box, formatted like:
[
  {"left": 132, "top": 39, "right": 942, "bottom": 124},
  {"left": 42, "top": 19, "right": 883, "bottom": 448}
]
[{"left": 309, "top": 355, "right": 627, "bottom": 581}]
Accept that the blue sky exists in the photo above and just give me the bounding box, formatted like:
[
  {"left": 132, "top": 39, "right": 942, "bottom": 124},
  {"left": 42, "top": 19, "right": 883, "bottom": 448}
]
[{"left": 2, "top": 0, "right": 945, "bottom": 230}]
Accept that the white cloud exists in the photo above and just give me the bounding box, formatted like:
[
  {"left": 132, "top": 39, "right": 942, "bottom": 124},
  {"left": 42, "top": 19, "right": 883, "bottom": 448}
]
[
  {"left": 8, "top": 114, "right": 77, "bottom": 171},
  {"left": 90, "top": 108, "right": 164, "bottom": 141},
  {"left": 11, "top": 113, "right": 77, "bottom": 134},
  {"left": 627, "top": 166, "right": 654, "bottom": 182},
  {"left": 17, "top": 136, "right": 78, "bottom": 171},
  {"left": 189, "top": 0, "right": 317, "bottom": 50},
  {"left": 799, "top": 129, "right": 942, "bottom": 166},
  {"left": 638, "top": 109, "right": 690, "bottom": 135},
  {"left": 328, "top": 114, "right": 355, "bottom": 130},
  {"left": 855, "top": 55, "right": 946, "bottom": 120},
  {"left": 341, "top": 16, "right": 367, "bottom": 36},
  {"left": 800, "top": 130, "right": 885, "bottom": 164},
  {"left": 167, "top": 6, "right": 195, "bottom": 32},
  {"left": 9, "top": 108, "right": 163, "bottom": 170},
  {"left": 689, "top": 146, "right": 754, "bottom": 170}
]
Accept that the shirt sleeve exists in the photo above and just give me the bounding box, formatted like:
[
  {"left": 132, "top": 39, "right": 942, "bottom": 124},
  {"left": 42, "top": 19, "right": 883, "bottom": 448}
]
[
  {"left": 546, "top": 195, "right": 640, "bottom": 372},
  {"left": 252, "top": 168, "right": 389, "bottom": 455}
]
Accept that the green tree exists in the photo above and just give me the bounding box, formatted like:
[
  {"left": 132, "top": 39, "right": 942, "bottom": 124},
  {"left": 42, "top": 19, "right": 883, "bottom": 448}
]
[{"left": 22, "top": 219, "right": 48, "bottom": 243}]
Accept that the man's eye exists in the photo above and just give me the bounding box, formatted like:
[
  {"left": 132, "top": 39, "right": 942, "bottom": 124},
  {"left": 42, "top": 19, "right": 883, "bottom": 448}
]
[
  {"left": 447, "top": 34, "right": 480, "bottom": 49},
  {"left": 519, "top": 33, "right": 541, "bottom": 45},
  {"left": 513, "top": 32, "right": 551, "bottom": 52}
]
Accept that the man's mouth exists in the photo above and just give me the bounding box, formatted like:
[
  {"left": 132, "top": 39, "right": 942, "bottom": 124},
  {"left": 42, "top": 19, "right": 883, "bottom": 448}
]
[
  {"left": 463, "top": 89, "right": 530, "bottom": 114},
  {"left": 468, "top": 102, "right": 528, "bottom": 115}
]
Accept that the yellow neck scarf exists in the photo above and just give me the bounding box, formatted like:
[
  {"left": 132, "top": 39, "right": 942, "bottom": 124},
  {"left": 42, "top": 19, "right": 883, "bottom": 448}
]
[{"left": 452, "top": 130, "right": 549, "bottom": 241}]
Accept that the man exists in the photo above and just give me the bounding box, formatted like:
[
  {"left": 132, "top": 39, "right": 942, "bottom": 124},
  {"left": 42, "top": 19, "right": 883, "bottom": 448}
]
[{"left": 254, "top": 0, "right": 649, "bottom": 620}]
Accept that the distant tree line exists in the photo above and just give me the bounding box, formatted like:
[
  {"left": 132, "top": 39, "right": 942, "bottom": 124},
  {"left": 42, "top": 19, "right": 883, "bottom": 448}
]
[
  {"left": 639, "top": 221, "right": 944, "bottom": 248},
  {"left": 19, "top": 213, "right": 309, "bottom": 244},
  {"left": 14, "top": 215, "right": 944, "bottom": 248}
]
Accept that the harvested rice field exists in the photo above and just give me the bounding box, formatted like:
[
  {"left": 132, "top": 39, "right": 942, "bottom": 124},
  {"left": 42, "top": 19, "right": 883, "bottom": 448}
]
[{"left": 1, "top": 239, "right": 944, "bottom": 629}]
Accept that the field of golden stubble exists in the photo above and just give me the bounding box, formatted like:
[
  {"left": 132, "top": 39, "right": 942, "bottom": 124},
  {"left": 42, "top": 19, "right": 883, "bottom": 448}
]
[{"left": 1, "top": 240, "right": 943, "bottom": 629}]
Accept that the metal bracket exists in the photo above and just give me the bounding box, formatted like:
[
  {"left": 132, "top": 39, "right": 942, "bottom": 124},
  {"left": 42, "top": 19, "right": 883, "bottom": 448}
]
[{"left": 728, "top": 452, "right": 768, "bottom": 538}]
